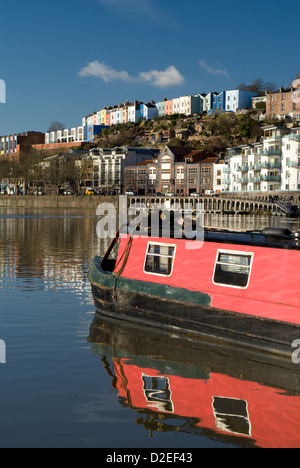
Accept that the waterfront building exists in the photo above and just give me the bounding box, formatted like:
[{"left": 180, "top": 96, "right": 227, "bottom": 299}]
[
  {"left": 223, "top": 126, "right": 300, "bottom": 193},
  {"left": 124, "top": 145, "right": 220, "bottom": 196},
  {"left": 81, "top": 146, "right": 159, "bottom": 193}
]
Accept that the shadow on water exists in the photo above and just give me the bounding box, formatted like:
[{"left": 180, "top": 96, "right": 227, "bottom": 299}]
[{"left": 87, "top": 313, "right": 300, "bottom": 449}]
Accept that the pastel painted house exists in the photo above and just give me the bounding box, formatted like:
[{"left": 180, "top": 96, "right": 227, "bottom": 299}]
[
  {"left": 156, "top": 100, "right": 166, "bottom": 117},
  {"left": 180, "top": 95, "right": 201, "bottom": 116},
  {"left": 128, "top": 101, "right": 142, "bottom": 123},
  {"left": 225, "top": 90, "right": 257, "bottom": 112},
  {"left": 141, "top": 102, "right": 158, "bottom": 120},
  {"left": 164, "top": 99, "right": 174, "bottom": 116},
  {"left": 212, "top": 91, "right": 226, "bottom": 112}
]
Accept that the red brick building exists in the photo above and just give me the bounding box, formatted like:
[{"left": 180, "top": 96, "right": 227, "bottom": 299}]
[{"left": 124, "top": 145, "right": 221, "bottom": 196}]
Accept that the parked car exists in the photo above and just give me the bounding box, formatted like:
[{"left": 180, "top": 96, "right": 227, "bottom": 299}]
[
  {"left": 165, "top": 192, "right": 175, "bottom": 197},
  {"left": 63, "top": 190, "right": 73, "bottom": 196},
  {"left": 205, "top": 189, "right": 218, "bottom": 197},
  {"left": 190, "top": 192, "right": 200, "bottom": 197},
  {"left": 34, "top": 189, "right": 45, "bottom": 196},
  {"left": 85, "top": 188, "right": 96, "bottom": 195},
  {"left": 125, "top": 190, "right": 136, "bottom": 196},
  {"left": 156, "top": 192, "right": 164, "bottom": 197}
]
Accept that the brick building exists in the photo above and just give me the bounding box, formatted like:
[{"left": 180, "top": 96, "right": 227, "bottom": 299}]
[
  {"left": 124, "top": 145, "right": 221, "bottom": 196},
  {"left": 266, "top": 85, "right": 300, "bottom": 120},
  {"left": 0, "top": 131, "right": 45, "bottom": 161}
]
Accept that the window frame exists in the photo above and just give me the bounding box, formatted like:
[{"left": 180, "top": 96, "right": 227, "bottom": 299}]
[
  {"left": 143, "top": 242, "right": 177, "bottom": 278},
  {"left": 212, "top": 249, "right": 254, "bottom": 290}
]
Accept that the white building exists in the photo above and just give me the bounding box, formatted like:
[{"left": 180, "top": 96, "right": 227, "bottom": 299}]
[
  {"left": 223, "top": 126, "right": 300, "bottom": 193},
  {"left": 81, "top": 146, "right": 159, "bottom": 193}
]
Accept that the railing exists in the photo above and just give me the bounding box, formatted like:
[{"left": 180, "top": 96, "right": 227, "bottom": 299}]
[
  {"left": 262, "top": 149, "right": 282, "bottom": 156},
  {"left": 262, "top": 175, "right": 281, "bottom": 182},
  {"left": 287, "top": 161, "right": 300, "bottom": 168}
]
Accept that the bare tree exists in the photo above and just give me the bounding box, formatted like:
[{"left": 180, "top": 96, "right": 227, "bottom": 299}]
[{"left": 47, "top": 121, "right": 65, "bottom": 132}]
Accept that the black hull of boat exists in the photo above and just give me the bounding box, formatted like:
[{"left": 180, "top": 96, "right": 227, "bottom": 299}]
[{"left": 90, "top": 279, "right": 300, "bottom": 360}]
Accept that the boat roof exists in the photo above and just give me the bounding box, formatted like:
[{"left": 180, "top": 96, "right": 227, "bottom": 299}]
[{"left": 121, "top": 223, "right": 300, "bottom": 250}]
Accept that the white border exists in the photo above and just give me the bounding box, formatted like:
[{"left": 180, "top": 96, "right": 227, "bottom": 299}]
[
  {"left": 143, "top": 241, "right": 177, "bottom": 278},
  {"left": 212, "top": 249, "right": 254, "bottom": 290}
]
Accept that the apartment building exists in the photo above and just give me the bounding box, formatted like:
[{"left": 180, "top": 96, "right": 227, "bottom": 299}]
[
  {"left": 80, "top": 146, "right": 159, "bottom": 193},
  {"left": 223, "top": 126, "right": 300, "bottom": 193},
  {"left": 45, "top": 125, "right": 108, "bottom": 145},
  {"left": 124, "top": 145, "right": 220, "bottom": 196}
]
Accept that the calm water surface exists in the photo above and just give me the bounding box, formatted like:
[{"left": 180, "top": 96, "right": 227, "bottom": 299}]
[{"left": 1, "top": 207, "right": 300, "bottom": 448}]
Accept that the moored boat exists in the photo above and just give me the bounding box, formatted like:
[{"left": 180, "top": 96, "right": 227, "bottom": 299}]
[{"left": 88, "top": 215, "right": 300, "bottom": 358}]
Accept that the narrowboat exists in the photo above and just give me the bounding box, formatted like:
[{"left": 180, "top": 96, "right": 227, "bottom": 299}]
[{"left": 88, "top": 214, "right": 300, "bottom": 358}]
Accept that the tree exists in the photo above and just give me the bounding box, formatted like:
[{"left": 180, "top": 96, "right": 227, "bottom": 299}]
[
  {"left": 47, "top": 121, "right": 65, "bottom": 132},
  {"left": 237, "top": 78, "right": 276, "bottom": 94},
  {"left": 27, "top": 148, "right": 47, "bottom": 194}
]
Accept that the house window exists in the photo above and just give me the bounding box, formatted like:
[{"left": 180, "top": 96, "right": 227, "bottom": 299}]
[
  {"left": 144, "top": 243, "right": 176, "bottom": 277},
  {"left": 213, "top": 250, "right": 254, "bottom": 288}
]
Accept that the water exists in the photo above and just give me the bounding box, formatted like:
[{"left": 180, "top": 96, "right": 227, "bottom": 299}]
[{"left": 1, "top": 207, "right": 300, "bottom": 448}]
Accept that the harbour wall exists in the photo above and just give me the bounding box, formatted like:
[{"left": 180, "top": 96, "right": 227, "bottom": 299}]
[
  {"left": 0, "top": 195, "right": 118, "bottom": 210},
  {"left": 0, "top": 192, "right": 299, "bottom": 215}
]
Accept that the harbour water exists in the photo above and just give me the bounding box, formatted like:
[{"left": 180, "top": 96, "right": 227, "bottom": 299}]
[{"left": 1, "top": 206, "right": 300, "bottom": 448}]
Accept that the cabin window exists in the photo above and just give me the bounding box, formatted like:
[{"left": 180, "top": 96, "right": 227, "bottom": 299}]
[
  {"left": 212, "top": 397, "right": 251, "bottom": 437},
  {"left": 213, "top": 250, "right": 253, "bottom": 289},
  {"left": 144, "top": 243, "right": 176, "bottom": 277}
]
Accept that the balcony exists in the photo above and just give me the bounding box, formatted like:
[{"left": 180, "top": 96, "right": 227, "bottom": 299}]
[
  {"left": 262, "top": 148, "right": 282, "bottom": 156},
  {"left": 260, "top": 162, "right": 281, "bottom": 169},
  {"left": 223, "top": 166, "right": 231, "bottom": 173},
  {"left": 262, "top": 175, "right": 281, "bottom": 182},
  {"left": 287, "top": 161, "right": 300, "bottom": 168},
  {"left": 222, "top": 178, "right": 231, "bottom": 184}
]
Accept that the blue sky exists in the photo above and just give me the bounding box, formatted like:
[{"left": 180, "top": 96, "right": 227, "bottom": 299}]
[{"left": 0, "top": 0, "right": 299, "bottom": 136}]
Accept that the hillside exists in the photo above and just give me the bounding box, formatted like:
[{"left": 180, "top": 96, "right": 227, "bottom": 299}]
[{"left": 93, "top": 110, "right": 283, "bottom": 154}]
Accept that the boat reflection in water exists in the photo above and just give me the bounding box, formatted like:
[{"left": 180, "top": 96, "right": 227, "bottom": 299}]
[{"left": 88, "top": 313, "right": 300, "bottom": 448}]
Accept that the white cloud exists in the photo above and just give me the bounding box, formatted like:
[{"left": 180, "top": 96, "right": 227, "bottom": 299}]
[
  {"left": 78, "top": 61, "right": 185, "bottom": 88},
  {"left": 199, "top": 60, "right": 229, "bottom": 78},
  {"left": 139, "top": 66, "right": 185, "bottom": 88},
  {"left": 78, "top": 61, "right": 133, "bottom": 83}
]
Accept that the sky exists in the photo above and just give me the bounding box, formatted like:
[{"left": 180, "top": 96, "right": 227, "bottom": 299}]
[{"left": 0, "top": 0, "right": 299, "bottom": 136}]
